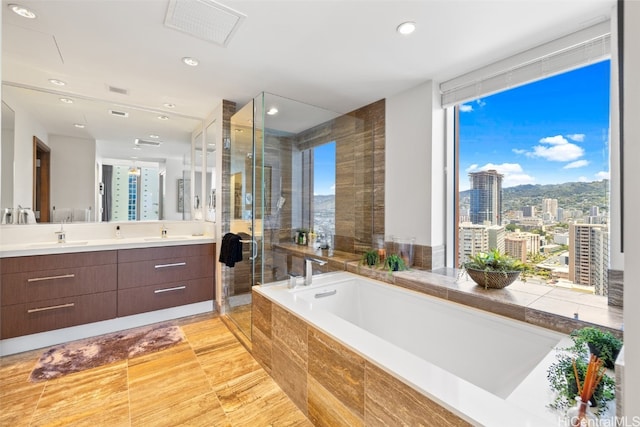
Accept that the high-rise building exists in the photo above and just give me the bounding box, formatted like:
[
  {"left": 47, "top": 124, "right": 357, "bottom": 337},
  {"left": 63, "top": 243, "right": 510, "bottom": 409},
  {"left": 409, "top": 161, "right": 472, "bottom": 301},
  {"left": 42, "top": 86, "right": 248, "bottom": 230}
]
[
  {"left": 469, "top": 170, "right": 503, "bottom": 225},
  {"left": 568, "top": 223, "right": 609, "bottom": 295},
  {"left": 543, "top": 198, "right": 558, "bottom": 219},
  {"left": 487, "top": 225, "right": 505, "bottom": 253},
  {"left": 522, "top": 206, "right": 536, "bottom": 217},
  {"left": 505, "top": 237, "right": 528, "bottom": 262},
  {"left": 458, "top": 223, "right": 489, "bottom": 264}
]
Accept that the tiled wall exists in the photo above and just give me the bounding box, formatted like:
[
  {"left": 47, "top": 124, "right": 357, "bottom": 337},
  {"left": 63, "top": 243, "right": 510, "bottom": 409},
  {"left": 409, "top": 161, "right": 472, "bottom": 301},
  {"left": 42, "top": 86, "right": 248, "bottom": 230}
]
[{"left": 252, "top": 291, "right": 470, "bottom": 426}]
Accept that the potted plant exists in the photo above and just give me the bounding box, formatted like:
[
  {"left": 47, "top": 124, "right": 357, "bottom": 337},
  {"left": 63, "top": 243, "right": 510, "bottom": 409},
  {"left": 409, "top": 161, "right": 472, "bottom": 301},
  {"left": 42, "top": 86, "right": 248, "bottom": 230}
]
[
  {"left": 384, "top": 253, "right": 407, "bottom": 272},
  {"left": 569, "top": 327, "right": 623, "bottom": 369},
  {"left": 361, "top": 249, "right": 380, "bottom": 267},
  {"left": 547, "top": 353, "right": 615, "bottom": 414},
  {"left": 462, "top": 248, "right": 528, "bottom": 289}
]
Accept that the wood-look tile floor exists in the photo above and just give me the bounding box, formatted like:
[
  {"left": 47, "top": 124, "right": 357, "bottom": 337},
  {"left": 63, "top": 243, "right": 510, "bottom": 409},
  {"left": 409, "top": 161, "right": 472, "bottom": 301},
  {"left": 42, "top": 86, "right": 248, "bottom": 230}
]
[{"left": 0, "top": 313, "right": 312, "bottom": 427}]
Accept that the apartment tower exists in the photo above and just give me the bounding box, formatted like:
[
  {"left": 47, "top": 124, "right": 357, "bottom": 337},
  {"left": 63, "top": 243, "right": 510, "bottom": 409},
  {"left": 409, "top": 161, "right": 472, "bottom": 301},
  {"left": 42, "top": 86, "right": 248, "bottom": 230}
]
[{"left": 469, "top": 170, "right": 503, "bottom": 225}]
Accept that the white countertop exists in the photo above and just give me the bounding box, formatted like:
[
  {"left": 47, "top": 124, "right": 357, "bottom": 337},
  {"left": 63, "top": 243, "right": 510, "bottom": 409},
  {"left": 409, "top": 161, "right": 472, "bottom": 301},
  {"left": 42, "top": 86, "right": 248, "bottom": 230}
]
[{"left": 0, "top": 235, "right": 215, "bottom": 258}]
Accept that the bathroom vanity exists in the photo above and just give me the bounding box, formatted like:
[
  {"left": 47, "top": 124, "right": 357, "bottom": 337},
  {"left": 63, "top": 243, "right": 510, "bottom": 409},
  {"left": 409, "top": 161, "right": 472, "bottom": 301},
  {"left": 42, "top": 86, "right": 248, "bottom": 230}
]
[{"left": 0, "top": 226, "right": 216, "bottom": 350}]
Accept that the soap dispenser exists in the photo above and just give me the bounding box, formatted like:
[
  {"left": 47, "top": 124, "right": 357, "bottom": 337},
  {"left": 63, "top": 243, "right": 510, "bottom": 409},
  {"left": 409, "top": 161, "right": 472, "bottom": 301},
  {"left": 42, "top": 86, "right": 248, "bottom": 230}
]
[{"left": 115, "top": 225, "right": 122, "bottom": 239}]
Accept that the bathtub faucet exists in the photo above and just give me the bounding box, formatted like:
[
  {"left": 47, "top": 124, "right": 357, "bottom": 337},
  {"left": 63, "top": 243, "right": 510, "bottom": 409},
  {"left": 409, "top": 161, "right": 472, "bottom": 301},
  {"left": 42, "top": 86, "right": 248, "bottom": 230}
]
[{"left": 304, "top": 257, "right": 327, "bottom": 286}]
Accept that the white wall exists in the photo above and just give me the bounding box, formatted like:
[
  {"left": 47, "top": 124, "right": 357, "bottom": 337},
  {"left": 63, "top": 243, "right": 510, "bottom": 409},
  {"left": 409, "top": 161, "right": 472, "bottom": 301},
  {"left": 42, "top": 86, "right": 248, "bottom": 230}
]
[
  {"left": 623, "top": 0, "right": 640, "bottom": 417},
  {"left": 385, "top": 81, "right": 447, "bottom": 253},
  {"left": 49, "top": 134, "right": 96, "bottom": 215},
  {"left": 2, "top": 91, "right": 48, "bottom": 209}
]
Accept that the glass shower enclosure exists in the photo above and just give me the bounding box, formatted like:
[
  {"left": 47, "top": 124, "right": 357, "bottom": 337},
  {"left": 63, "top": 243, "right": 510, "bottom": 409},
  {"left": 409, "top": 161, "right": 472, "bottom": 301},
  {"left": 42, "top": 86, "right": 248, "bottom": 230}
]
[{"left": 224, "top": 92, "right": 345, "bottom": 340}]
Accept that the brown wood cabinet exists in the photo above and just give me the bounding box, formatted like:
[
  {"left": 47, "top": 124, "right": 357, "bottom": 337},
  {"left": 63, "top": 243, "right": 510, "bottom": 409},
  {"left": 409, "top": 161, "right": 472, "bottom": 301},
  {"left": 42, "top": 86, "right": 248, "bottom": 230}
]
[
  {"left": 116, "top": 243, "right": 215, "bottom": 317},
  {"left": 0, "top": 243, "right": 216, "bottom": 339},
  {"left": 0, "top": 251, "right": 118, "bottom": 339}
]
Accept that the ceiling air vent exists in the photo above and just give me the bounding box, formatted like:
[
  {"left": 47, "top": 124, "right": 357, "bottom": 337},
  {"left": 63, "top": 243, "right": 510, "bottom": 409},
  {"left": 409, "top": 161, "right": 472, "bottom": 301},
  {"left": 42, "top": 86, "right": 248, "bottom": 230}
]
[
  {"left": 135, "top": 138, "right": 162, "bottom": 147},
  {"left": 108, "top": 85, "right": 129, "bottom": 95},
  {"left": 164, "top": 0, "right": 246, "bottom": 47},
  {"left": 109, "top": 110, "right": 129, "bottom": 118}
]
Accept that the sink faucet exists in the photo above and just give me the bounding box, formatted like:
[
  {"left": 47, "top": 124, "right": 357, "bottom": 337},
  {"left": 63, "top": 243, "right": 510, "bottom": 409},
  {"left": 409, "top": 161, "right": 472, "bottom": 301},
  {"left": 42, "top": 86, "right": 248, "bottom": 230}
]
[
  {"left": 305, "top": 257, "right": 327, "bottom": 286},
  {"left": 55, "top": 221, "right": 66, "bottom": 243},
  {"left": 161, "top": 224, "right": 168, "bottom": 238}
]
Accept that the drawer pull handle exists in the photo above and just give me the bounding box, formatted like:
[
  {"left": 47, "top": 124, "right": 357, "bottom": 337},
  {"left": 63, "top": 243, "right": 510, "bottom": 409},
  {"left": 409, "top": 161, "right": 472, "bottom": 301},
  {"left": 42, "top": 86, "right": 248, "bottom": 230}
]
[
  {"left": 154, "top": 285, "right": 186, "bottom": 294},
  {"left": 27, "top": 303, "right": 75, "bottom": 313},
  {"left": 27, "top": 273, "right": 75, "bottom": 283},
  {"left": 154, "top": 262, "right": 186, "bottom": 269}
]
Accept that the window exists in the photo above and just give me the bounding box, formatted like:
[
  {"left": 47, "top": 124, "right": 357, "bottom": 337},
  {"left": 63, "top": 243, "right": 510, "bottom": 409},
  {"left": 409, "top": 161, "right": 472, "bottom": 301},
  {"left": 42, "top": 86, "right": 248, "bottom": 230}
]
[
  {"left": 456, "top": 61, "right": 611, "bottom": 295},
  {"left": 313, "top": 141, "right": 336, "bottom": 239}
]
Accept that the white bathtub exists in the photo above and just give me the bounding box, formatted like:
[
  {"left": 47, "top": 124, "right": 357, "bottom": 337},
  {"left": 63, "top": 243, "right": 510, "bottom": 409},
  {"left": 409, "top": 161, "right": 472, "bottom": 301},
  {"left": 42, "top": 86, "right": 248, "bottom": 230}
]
[{"left": 256, "top": 271, "right": 569, "bottom": 426}]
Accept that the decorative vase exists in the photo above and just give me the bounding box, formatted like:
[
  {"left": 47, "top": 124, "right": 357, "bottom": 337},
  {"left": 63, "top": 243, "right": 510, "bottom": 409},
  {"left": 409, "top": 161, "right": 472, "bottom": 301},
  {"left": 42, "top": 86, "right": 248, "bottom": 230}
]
[
  {"left": 465, "top": 268, "right": 520, "bottom": 289},
  {"left": 567, "top": 397, "right": 597, "bottom": 427}
]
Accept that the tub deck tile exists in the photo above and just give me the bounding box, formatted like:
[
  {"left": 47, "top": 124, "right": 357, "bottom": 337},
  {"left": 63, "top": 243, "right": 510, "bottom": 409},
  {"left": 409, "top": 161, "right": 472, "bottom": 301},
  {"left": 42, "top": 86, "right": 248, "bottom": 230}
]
[{"left": 308, "top": 327, "right": 365, "bottom": 418}]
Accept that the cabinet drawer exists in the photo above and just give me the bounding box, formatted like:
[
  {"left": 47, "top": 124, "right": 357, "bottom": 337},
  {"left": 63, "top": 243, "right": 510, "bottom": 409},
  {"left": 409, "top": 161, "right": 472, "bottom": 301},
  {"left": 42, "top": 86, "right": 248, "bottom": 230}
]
[
  {"left": 1, "top": 264, "right": 117, "bottom": 306},
  {"left": 117, "top": 277, "right": 214, "bottom": 317},
  {"left": 118, "top": 255, "right": 212, "bottom": 289},
  {"left": 1, "top": 291, "right": 117, "bottom": 339},
  {"left": 118, "top": 244, "right": 213, "bottom": 263},
  {"left": 1, "top": 251, "right": 117, "bottom": 274}
]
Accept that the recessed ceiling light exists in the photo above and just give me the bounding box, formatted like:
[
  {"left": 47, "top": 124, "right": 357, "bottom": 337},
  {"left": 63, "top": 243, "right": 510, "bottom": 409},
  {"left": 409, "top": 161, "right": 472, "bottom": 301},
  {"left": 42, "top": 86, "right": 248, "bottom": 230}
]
[
  {"left": 49, "top": 79, "right": 66, "bottom": 86},
  {"left": 266, "top": 107, "right": 278, "bottom": 115},
  {"left": 163, "top": 103, "right": 176, "bottom": 109},
  {"left": 396, "top": 21, "right": 416, "bottom": 35},
  {"left": 149, "top": 134, "right": 160, "bottom": 139},
  {"left": 182, "top": 57, "right": 199, "bottom": 67},
  {"left": 74, "top": 123, "right": 85, "bottom": 128},
  {"left": 9, "top": 4, "right": 36, "bottom": 19},
  {"left": 59, "top": 98, "right": 73, "bottom": 104},
  {"left": 158, "top": 115, "right": 169, "bottom": 120}
]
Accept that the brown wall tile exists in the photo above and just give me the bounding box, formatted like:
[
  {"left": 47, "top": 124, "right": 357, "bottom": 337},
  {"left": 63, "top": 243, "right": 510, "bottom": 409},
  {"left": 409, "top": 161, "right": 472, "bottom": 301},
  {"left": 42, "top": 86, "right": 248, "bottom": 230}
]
[
  {"left": 307, "top": 376, "right": 364, "bottom": 427},
  {"left": 272, "top": 304, "right": 308, "bottom": 370},
  {"left": 364, "top": 363, "right": 471, "bottom": 426},
  {"left": 272, "top": 343, "right": 308, "bottom": 415},
  {"left": 308, "top": 327, "right": 365, "bottom": 419}
]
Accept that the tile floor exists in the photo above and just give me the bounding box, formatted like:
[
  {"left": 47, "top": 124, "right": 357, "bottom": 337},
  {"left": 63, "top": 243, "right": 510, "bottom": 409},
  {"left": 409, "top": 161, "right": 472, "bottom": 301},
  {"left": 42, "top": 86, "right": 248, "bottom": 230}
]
[{"left": 0, "top": 313, "right": 311, "bottom": 426}]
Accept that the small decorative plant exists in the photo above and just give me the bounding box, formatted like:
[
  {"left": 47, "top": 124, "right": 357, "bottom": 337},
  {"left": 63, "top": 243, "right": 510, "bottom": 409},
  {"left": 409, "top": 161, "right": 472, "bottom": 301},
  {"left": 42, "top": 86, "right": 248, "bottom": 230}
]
[
  {"left": 569, "top": 327, "right": 623, "bottom": 369},
  {"left": 462, "top": 248, "right": 528, "bottom": 288},
  {"left": 361, "top": 249, "right": 380, "bottom": 267},
  {"left": 384, "top": 253, "right": 407, "bottom": 272},
  {"left": 547, "top": 353, "right": 615, "bottom": 414}
]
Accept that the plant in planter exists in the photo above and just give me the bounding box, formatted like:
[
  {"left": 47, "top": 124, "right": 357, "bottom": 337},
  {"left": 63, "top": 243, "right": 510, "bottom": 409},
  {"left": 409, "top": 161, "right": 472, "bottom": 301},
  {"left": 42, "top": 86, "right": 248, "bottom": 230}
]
[
  {"left": 547, "top": 353, "right": 615, "bottom": 414},
  {"left": 384, "top": 253, "right": 407, "bottom": 272},
  {"left": 462, "top": 248, "right": 528, "bottom": 289},
  {"left": 361, "top": 249, "right": 380, "bottom": 267},
  {"left": 569, "top": 327, "right": 623, "bottom": 369}
]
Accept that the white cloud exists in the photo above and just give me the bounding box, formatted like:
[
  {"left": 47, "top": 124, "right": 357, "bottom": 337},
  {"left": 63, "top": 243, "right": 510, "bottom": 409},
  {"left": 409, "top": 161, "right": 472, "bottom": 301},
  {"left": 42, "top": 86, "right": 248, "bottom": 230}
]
[
  {"left": 512, "top": 148, "right": 527, "bottom": 155},
  {"left": 477, "top": 162, "right": 524, "bottom": 174},
  {"left": 567, "top": 133, "right": 585, "bottom": 142},
  {"left": 578, "top": 176, "right": 589, "bottom": 182},
  {"left": 465, "top": 164, "right": 479, "bottom": 172},
  {"left": 530, "top": 135, "right": 584, "bottom": 161},
  {"left": 459, "top": 104, "right": 473, "bottom": 113},
  {"left": 475, "top": 99, "right": 486, "bottom": 107},
  {"left": 564, "top": 160, "right": 589, "bottom": 169},
  {"left": 539, "top": 135, "right": 569, "bottom": 145},
  {"left": 595, "top": 171, "right": 610, "bottom": 180}
]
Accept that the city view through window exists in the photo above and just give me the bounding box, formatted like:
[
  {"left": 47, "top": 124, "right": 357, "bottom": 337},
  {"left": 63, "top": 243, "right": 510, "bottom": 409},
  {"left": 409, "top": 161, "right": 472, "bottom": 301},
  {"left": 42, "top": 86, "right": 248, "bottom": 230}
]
[{"left": 458, "top": 60, "right": 611, "bottom": 296}]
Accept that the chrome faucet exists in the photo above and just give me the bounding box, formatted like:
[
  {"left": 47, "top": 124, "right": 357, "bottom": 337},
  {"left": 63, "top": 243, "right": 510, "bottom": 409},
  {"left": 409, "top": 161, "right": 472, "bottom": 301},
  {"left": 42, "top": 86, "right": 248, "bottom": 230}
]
[
  {"left": 55, "top": 222, "right": 66, "bottom": 243},
  {"left": 305, "top": 257, "right": 327, "bottom": 286}
]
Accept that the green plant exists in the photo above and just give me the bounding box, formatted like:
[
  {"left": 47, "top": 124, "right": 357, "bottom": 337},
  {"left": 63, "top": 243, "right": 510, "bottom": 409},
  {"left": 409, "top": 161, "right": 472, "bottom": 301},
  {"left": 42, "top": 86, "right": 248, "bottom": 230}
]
[
  {"left": 361, "top": 249, "right": 380, "bottom": 267},
  {"left": 547, "top": 354, "right": 615, "bottom": 414},
  {"left": 569, "top": 327, "right": 623, "bottom": 369},
  {"left": 463, "top": 248, "right": 528, "bottom": 273},
  {"left": 383, "top": 254, "right": 407, "bottom": 272}
]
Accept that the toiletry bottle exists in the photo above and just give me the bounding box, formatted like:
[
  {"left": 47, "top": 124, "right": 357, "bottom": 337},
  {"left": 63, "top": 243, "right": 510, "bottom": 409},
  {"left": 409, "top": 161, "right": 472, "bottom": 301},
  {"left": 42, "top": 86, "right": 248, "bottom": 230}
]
[{"left": 116, "top": 225, "right": 122, "bottom": 238}]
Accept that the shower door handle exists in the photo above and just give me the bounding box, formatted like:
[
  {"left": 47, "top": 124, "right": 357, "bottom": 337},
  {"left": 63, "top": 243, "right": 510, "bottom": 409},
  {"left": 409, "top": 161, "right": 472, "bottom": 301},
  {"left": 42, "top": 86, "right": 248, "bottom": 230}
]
[{"left": 249, "top": 239, "right": 258, "bottom": 261}]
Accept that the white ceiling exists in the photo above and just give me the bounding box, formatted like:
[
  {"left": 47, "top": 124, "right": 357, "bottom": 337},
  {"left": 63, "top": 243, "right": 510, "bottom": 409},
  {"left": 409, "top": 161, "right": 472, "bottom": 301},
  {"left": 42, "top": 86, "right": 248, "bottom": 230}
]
[{"left": 2, "top": 0, "right": 615, "bottom": 160}]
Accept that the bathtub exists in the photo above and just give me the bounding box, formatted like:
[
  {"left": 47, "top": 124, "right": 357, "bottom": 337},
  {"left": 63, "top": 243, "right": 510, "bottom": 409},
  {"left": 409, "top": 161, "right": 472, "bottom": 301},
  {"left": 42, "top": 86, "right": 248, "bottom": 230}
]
[{"left": 255, "top": 271, "right": 569, "bottom": 426}]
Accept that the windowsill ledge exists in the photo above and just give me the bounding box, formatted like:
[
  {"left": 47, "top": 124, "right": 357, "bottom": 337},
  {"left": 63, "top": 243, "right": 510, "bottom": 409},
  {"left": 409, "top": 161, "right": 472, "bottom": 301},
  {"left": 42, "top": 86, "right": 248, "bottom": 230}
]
[{"left": 347, "top": 263, "right": 623, "bottom": 338}]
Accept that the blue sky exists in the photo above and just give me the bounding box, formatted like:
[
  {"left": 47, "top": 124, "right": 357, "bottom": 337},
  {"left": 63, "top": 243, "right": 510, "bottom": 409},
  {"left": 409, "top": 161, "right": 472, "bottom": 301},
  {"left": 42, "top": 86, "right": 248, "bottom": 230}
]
[
  {"left": 459, "top": 60, "right": 610, "bottom": 191},
  {"left": 314, "top": 141, "right": 336, "bottom": 195}
]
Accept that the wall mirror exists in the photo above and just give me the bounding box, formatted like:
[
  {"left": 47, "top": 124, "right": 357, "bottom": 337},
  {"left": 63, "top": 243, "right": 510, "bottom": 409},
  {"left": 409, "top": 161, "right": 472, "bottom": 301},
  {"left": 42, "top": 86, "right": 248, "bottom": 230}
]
[{"left": 1, "top": 83, "right": 205, "bottom": 223}]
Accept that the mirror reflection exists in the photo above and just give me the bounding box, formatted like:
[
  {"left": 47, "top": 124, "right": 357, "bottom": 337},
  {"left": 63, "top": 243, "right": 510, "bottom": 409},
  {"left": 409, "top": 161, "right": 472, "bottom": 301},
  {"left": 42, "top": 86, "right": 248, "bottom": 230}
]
[{"left": 1, "top": 84, "right": 206, "bottom": 223}]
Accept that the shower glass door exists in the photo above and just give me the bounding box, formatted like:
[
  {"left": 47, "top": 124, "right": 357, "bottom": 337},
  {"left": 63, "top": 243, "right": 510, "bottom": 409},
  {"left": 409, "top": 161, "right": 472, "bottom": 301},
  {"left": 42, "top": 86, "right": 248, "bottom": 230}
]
[{"left": 225, "top": 95, "right": 265, "bottom": 338}]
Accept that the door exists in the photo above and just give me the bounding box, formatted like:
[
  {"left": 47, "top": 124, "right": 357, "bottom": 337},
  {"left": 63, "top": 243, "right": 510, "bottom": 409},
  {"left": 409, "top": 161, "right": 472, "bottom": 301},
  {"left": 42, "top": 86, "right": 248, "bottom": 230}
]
[
  {"left": 33, "top": 136, "right": 50, "bottom": 222},
  {"left": 225, "top": 95, "right": 265, "bottom": 337}
]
